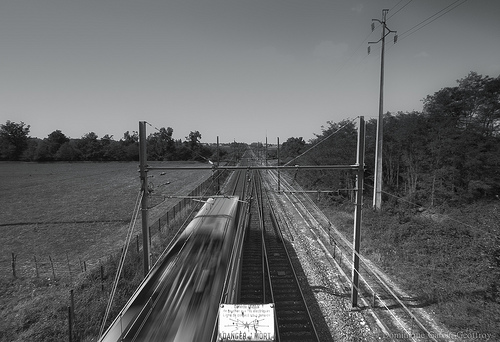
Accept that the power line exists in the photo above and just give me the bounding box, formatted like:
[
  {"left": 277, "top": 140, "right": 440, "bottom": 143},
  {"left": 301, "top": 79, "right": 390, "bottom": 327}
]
[
  {"left": 398, "top": 0, "right": 469, "bottom": 41},
  {"left": 388, "top": 0, "right": 413, "bottom": 19},
  {"left": 389, "top": 0, "right": 405, "bottom": 12},
  {"left": 331, "top": 23, "right": 381, "bottom": 76},
  {"left": 283, "top": 116, "right": 359, "bottom": 167}
]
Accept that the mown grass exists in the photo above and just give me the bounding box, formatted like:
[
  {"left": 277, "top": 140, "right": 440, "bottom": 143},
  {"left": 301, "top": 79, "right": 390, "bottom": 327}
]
[
  {"left": 0, "top": 161, "right": 212, "bottom": 266},
  {"left": 318, "top": 198, "right": 500, "bottom": 339},
  {"left": 0, "top": 161, "right": 214, "bottom": 342}
]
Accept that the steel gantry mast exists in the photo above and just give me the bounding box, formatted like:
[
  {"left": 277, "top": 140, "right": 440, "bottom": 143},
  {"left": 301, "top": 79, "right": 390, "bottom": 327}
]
[{"left": 138, "top": 117, "right": 366, "bottom": 308}]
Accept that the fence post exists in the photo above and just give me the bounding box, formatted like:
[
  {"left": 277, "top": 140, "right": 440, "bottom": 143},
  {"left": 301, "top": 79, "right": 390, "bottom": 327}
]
[
  {"left": 100, "top": 264, "right": 104, "bottom": 292},
  {"left": 34, "top": 255, "right": 39, "bottom": 278},
  {"left": 11, "top": 253, "right": 17, "bottom": 278},
  {"left": 49, "top": 255, "right": 56, "bottom": 280},
  {"left": 70, "top": 289, "right": 75, "bottom": 321},
  {"left": 68, "top": 306, "right": 73, "bottom": 342},
  {"left": 66, "top": 253, "right": 72, "bottom": 283}
]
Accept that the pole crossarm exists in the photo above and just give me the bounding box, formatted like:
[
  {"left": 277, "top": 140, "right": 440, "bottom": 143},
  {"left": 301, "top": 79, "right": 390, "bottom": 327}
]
[{"left": 146, "top": 165, "right": 360, "bottom": 171}]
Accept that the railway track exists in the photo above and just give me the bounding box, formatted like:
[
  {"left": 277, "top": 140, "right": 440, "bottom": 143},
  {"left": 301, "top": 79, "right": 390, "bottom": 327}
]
[
  {"left": 263, "top": 168, "right": 453, "bottom": 341},
  {"left": 239, "top": 169, "right": 320, "bottom": 342}
]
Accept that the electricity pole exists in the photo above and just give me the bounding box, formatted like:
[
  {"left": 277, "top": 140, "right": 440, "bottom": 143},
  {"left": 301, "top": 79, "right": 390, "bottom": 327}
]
[
  {"left": 139, "top": 121, "right": 150, "bottom": 276},
  {"left": 369, "top": 9, "right": 397, "bottom": 211},
  {"left": 351, "top": 116, "right": 365, "bottom": 308}
]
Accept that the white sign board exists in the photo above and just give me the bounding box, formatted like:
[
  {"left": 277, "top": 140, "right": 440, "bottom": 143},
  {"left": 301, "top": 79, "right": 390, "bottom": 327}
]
[{"left": 218, "top": 304, "right": 275, "bottom": 341}]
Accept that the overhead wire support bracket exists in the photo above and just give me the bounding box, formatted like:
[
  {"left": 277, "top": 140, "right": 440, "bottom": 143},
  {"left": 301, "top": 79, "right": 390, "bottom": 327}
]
[
  {"left": 138, "top": 116, "right": 367, "bottom": 310},
  {"left": 146, "top": 165, "right": 360, "bottom": 171}
]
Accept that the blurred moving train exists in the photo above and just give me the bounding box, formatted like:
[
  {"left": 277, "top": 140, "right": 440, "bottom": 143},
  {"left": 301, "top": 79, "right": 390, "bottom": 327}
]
[{"left": 99, "top": 196, "right": 240, "bottom": 342}]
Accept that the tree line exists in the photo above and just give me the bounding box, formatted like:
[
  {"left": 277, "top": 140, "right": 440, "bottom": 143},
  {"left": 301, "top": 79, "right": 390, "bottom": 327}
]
[
  {"left": 280, "top": 72, "right": 500, "bottom": 206},
  {"left": 0, "top": 123, "right": 223, "bottom": 162},
  {"left": 3, "top": 71, "right": 499, "bottom": 205}
]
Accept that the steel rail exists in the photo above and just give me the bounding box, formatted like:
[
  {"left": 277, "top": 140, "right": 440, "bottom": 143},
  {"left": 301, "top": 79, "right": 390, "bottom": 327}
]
[
  {"left": 253, "top": 172, "right": 280, "bottom": 342},
  {"left": 262, "top": 173, "right": 321, "bottom": 342},
  {"left": 269, "top": 169, "right": 440, "bottom": 342},
  {"left": 221, "top": 169, "right": 250, "bottom": 304}
]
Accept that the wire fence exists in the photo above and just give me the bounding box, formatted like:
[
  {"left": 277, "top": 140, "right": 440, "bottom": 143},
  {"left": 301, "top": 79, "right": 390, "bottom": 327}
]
[{"left": 0, "top": 169, "right": 229, "bottom": 284}]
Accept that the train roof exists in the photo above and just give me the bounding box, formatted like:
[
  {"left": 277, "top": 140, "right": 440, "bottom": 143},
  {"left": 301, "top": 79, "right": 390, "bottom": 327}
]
[{"left": 194, "top": 196, "right": 239, "bottom": 219}]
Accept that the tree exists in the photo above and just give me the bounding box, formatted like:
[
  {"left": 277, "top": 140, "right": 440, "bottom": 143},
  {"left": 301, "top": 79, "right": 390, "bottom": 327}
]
[
  {"left": 78, "top": 132, "right": 101, "bottom": 160},
  {"left": 383, "top": 112, "right": 432, "bottom": 202},
  {"left": 56, "top": 141, "right": 81, "bottom": 161},
  {"left": 0, "top": 121, "right": 30, "bottom": 160},
  {"left": 186, "top": 131, "right": 201, "bottom": 149},
  {"left": 21, "top": 138, "right": 41, "bottom": 161},
  {"left": 423, "top": 72, "right": 500, "bottom": 202},
  {"left": 148, "top": 127, "right": 174, "bottom": 160},
  {"left": 121, "top": 131, "right": 138, "bottom": 145},
  {"left": 185, "top": 131, "right": 202, "bottom": 160},
  {"left": 47, "top": 130, "right": 70, "bottom": 157},
  {"left": 288, "top": 120, "right": 358, "bottom": 197},
  {"left": 280, "top": 137, "right": 306, "bottom": 161},
  {"left": 424, "top": 72, "right": 500, "bottom": 136}
]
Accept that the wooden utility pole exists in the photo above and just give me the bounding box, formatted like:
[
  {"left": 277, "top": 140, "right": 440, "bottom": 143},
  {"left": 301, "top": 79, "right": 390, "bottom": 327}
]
[
  {"left": 369, "top": 9, "right": 397, "bottom": 211},
  {"left": 351, "top": 116, "right": 365, "bottom": 308},
  {"left": 139, "top": 121, "right": 150, "bottom": 277}
]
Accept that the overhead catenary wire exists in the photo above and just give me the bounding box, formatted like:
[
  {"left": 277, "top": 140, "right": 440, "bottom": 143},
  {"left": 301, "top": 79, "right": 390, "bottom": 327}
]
[
  {"left": 271, "top": 171, "right": 434, "bottom": 341},
  {"left": 99, "top": 189, "right": 143, "bottom": 338},
  {"left": 283, "top": 116, "right": 359, "bottom": 167},
  {"left": 142, "top": 168, "right": 229, "bottom": 281}
]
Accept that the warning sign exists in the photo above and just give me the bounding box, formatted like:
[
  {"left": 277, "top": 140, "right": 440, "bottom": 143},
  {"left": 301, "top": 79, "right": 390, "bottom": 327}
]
[{"left": 218, "top": 304, "right": 275, "bottom": 341}]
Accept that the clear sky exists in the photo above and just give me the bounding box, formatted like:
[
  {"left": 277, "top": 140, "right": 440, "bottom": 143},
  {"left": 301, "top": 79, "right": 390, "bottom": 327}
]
[{"left": 1, "top": 0, "right": 499, "bottom": 143}]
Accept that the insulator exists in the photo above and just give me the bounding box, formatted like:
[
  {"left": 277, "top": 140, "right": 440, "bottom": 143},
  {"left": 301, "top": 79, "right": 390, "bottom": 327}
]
[
  {"left": 394, "top": 34, "right": 398, "bottom": 43},
  {"left": 367, "top": 46, "right": 371, "bottom": 55},
  {"left": 371, "top": 23, "right": 375, "bottom": 32}
]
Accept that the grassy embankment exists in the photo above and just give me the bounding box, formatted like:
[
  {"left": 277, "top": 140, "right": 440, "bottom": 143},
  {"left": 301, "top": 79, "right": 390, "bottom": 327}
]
[
  {"left": 0, "top": 161, "right": 214, "bottom": 342},
  {"left": 318, "top": 197, "right": 500, "bottom": 339}
]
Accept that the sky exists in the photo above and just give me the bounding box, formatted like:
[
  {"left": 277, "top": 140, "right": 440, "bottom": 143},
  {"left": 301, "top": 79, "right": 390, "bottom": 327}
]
[{"left": 1, "top": 0, "right": 499, "bottom": 144}]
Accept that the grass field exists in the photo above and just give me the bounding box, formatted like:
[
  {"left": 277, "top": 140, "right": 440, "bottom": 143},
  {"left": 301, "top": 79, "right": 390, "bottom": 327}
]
[
  {"left": 0, "top": 161, "right": 216, "bottom": 341},
  {"left": 0, "top": 161, "right": 213, "bottom": 275},
  {"left": 316, "top": 198, "right": 500, "bottom": 340}
]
